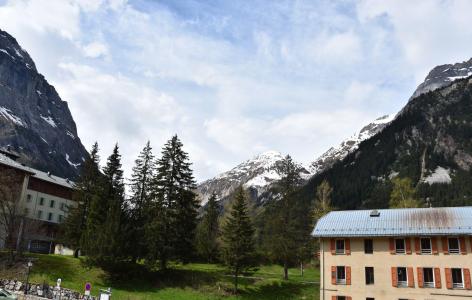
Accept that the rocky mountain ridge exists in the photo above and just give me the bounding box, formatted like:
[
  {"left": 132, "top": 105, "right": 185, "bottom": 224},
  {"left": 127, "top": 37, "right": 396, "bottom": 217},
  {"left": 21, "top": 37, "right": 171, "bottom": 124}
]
[{"left": 0, "top": 29, "right": 88, "bottom": 179}]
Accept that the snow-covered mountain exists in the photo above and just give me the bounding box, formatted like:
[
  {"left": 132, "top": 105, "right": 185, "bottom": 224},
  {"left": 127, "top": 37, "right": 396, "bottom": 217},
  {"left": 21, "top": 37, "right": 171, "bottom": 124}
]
[
  {"left": 411, "top": 57, "right": 472, "bottom": 99},
  {"left": 197, "top": 151, "right": 310, "bottom": 205},
  {"left": 308, "top": 114, "right": 394, "bottom": 174}
]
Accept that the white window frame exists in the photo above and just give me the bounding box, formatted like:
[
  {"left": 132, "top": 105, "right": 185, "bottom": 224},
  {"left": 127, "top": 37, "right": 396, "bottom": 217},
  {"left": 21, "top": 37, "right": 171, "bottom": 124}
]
[
  {"left": 420, "top": 238, "right": 432, "bottom": 254},
  {"left": 452, "top": 268, "right": 464, "bottom": 289},
  {"left": 395, "top": 238, "right": 406, "bottom": 254},
  {"left": 335, "top": 239, "right": 345, "bottom": 255},
  {"left": 448, "top": 238, "right": 460, "bottom": 254},
  {"left": 397, "top": 267, "right": 408, "bottom": 287},
  {"left": 422, "top": 267, "right": 435, "bottom": 288},
  {"left": 336, "top": 266, "right": 346, "bottom": 285}
]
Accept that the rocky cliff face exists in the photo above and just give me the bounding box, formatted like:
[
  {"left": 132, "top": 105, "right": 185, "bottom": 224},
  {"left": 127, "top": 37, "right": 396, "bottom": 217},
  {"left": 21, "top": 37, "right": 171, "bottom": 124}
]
[
  {"left": 0, "top": 29, "right": 88, "bottom": 179},
  {"left": 411, "top": 57, "right": 472, "bottom": 99}
]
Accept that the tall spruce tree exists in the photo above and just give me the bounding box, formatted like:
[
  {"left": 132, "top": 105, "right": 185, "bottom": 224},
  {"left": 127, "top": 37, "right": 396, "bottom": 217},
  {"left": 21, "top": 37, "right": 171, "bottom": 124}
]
[
  {"left": 128, "top": 141, "right": 155, "bottom": 261},
  {"left": 221, "top": 186, "right": 257, "bottom": 293},
  {"left": 62, "top": 142, "right": 101, "bottom": 258},
  {"left": 195, "top": 192, "right": 220, "bottom": 263},
  {"left": 263, "top": 155, "right": 305, "bottom": 280},
  {"left": 146, "top": 135, "right": 199, "bottom": 268}
]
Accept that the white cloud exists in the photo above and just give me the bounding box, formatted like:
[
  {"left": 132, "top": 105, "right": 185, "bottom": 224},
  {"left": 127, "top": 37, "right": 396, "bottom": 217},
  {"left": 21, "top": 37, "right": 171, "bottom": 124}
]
[{"left": 82, "top": 41, "right": 109, "bottom": 58}]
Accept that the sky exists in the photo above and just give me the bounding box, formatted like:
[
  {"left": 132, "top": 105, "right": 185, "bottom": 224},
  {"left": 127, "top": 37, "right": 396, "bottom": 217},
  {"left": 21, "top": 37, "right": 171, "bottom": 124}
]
[{"left": 1, "top": 0, "right": 472, "bottom": 182}]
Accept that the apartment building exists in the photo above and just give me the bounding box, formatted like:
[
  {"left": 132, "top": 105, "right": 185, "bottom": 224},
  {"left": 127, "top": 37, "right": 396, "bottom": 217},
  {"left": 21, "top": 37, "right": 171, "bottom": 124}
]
[
  {"left": 0, "top": 150, "right": 76, "bottom": 253},
  {"left": 312, "top": 207, "right": 472, "bottom": 300}
]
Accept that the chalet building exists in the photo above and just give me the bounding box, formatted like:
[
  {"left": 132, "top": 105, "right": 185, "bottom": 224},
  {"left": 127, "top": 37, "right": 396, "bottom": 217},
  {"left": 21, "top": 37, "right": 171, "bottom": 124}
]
[
  {"left": 0, "top": 149, "right": 76, "bottom": 254},
  {"left": 312, "top": 207, "right": 472, "bottom": 300}
]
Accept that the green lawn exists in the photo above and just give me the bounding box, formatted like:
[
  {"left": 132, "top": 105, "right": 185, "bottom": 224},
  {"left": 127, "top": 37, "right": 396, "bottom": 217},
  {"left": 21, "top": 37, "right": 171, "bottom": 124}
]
[{"left": 1, "top": 254, "right": 319, "bottom": 300}]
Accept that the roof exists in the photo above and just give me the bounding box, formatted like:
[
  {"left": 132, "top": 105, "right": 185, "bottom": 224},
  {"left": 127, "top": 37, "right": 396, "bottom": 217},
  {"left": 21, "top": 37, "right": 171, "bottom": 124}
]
[
  {"left": 312, "top": 207, "right": 472, "bottom": 237},
  {"left": 0, "top": 153, "right": 74, "bottom": 189}
]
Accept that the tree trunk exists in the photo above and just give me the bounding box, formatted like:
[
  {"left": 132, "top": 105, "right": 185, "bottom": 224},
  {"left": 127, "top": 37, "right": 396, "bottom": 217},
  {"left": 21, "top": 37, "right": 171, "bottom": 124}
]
[
  {"left": 234, "top": 271, "right": 238, "bottom": 294},
  {"left": 283, "top": 261, "right": 289, "bottom": 280},
  {"left": 300, "top": 262, "right": 304, "bottom": 277},
  {"left": 74, "top": 249, "right": 80, "bottom": 258}
]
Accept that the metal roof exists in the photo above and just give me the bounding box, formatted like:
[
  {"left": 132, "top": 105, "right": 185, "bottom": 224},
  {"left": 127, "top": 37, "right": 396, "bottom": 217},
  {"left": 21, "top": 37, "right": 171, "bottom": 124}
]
[
  {"left": 0, "top": 153, "right": 74, "bottom": 189},
  {"left": 312, "top": 207, "right": 472, "bottom": 237}
]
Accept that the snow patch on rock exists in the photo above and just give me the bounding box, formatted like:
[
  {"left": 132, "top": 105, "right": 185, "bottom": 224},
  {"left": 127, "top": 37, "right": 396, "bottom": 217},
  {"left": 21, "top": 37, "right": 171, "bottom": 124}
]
[
  {"left": 423, "top": 167, "right": 452, "bottom": 184},
  {"left": 0, "top": 106, "right": 26, "bottom": 127},
  {"left": 40, "top": 115, "right": 57, "bottom": 127},
  {"left": 65, "top": 154, "right": 80, "bottom": 168}
]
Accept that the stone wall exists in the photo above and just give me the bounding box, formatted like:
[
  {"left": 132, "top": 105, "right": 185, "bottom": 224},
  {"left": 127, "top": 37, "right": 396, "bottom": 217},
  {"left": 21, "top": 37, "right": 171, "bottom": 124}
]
[{"left": 0, "top": 279, "right": 96, "bottom": 300}]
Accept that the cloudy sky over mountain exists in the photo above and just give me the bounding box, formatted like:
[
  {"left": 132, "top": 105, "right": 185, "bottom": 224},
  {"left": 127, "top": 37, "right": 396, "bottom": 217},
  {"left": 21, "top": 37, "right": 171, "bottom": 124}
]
[{"left": 1, "top": 0, "right": 472, "bottom": 181}]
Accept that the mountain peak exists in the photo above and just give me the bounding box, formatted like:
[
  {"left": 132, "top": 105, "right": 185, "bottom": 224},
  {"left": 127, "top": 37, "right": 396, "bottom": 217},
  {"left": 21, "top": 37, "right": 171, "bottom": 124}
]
[{"left": 0, "top": 29, "right": 37, "bottom": 72}]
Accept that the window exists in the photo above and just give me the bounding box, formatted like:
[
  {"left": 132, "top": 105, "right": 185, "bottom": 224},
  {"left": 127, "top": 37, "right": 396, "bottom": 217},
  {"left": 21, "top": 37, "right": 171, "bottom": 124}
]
[
  {"left": 423, "top": 268, "right": 434, "bottom": 288},
  {"left": 452, "top": 268, "right": 464, "bottom": 288},
  {"left": 60, "top": 202, "right": 66, "bottom": 210},
  {"left": 395, "top": 239, "right": 406, "bottom": 254},
  {"left": 397, "top": 267, "right": 407, "bottom": 287},
  {"left": 336, "top": 296, "right": 346, "bottom": 300},
  {"left": 421, "top": 238, "right": 432, "bottom": 254},
  {"left": 336, "top": 239, "right": 345, "bottom": 254},
  {"left": 364, "top": 239, "right": 373, "bottom": 254},
  {"left": 23, "top": 208, "right": 29, "bottom": 215},
  {"left": 58, "top": 215, "right": 64, "bottom": 223},
  {"left": 366, "top": 298, "right": 375, "bottom": 300},
  {"left": 26, "top": 194, "right": 32, "bottom": 202},
  {"left": 37, "top": 210, "right": 43, "bottom": 219},
  {"left": 365, "top": 267, "right": 374, "bottom": 285},
  {"left": 50, "top": 200, "right": 55, "bottom": 208},
  {"left": 336, "top": 266, "right": 346, "bottom": 284},
  {"left": 39, "top": 197, "right": 44, "bottom": 205},
  {"left": 47, "top": 212, "right": 53, "bottom": 221},
  {"left": 448, "top": 238, "right": 460, "bottom": 254}
]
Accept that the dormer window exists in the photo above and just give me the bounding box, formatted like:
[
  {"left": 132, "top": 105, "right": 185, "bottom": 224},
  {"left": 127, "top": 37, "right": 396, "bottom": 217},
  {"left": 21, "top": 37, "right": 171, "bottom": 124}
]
[
  {"left": 336, "top": 239, "right": 345, "bottom": 254},
  {"left": 395, "top": 239, "right": 406, "bottom": 254}
]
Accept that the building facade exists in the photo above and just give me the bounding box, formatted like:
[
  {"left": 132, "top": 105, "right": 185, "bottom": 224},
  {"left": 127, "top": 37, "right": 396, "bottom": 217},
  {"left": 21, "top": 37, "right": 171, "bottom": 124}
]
[
  {"left": 313, "top": 207, "right": 472, "bottom": 300},
  {"left": 0, "top": 150, "right": 76, "bottom": 253}
]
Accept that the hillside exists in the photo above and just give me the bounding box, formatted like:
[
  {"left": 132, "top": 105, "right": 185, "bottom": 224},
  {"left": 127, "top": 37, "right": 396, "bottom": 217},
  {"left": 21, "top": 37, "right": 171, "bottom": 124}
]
[
  {"left": 0, "top": 29, "right": 88, "bottom": 179},
  {"left": 300, "top": 76, "right": 472, "bottom": 209}
]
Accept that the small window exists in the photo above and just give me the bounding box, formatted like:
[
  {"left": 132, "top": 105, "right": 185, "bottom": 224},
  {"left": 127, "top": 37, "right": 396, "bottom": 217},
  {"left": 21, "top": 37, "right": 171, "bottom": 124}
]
[
  {"left": 336, "top": 239, "right": 345, "bottom": 254},
  {"left": 397, "top": 267, "right": 407, "bottom": 287},
  {"left": 421, "top": 238, "right": 432, "bottom": 254},
  {"left": 26, "top": 194, "right": 32, "bottom": 202},
  {"left": 58, "top": 215, "right": 64, "bottom": 223},
  {"left": 364, "top": 239, "right": 373, "bottom": 254},
  {"left": 452, "top": 268, "right": 464, "bottom": 288},
  {"left": 47, "top": 212, "right": 53, "bottom": 221},
  {"left": 37, "top": 210, "right": 43, "bottom": 219},
  {"left": 366, "top": 298, "right": 375, "bottom": 300},
  {"left": 60, "top": 203, "right": 66, "bottom": 210},
  {"left": 365, "top": 267, "right": 374, "bottom": 285},
  {"left": 39, "top": 197, "right": 44, "bottom": 205},
  {"left": 395, "top": 239, "right": 406, "bottom": 254},
  {"left": 23, "top": 208, "right": 29, "bottom": 215},
  {"left": 448, "top": 238, "right": 460, "bottom": 254},
  {"left": 336, "top": 266, "right": 346, "bottom": 284},
  {"left": 337, "top": 297, "right": 346, "bottom": 300},
  {"left": 423, "top": 268, "right": 434, "bottom": 288},
  {"left": 50, "top": 200, "right": 55, "bottom": 208}
]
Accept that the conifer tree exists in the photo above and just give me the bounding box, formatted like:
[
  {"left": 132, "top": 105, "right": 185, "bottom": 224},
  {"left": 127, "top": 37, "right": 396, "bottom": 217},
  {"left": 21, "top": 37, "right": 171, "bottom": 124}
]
[
  {"left": 62, "top": 142, "right": 101, "bottom": 258},
  {"left": 146, "top": 135, "right": 199, "bottom": 268},
  {"left": 128, "top": 141, "right": 155, "bottom": 261},
  {"left": 263, "top": 155, "right": 304, "bottom": 280},
  {"left": 195, "top": 192, "right": 220, "bottom": 262},
  {"left": 221, "top": 186, "right": 256, "bottom": 293}
]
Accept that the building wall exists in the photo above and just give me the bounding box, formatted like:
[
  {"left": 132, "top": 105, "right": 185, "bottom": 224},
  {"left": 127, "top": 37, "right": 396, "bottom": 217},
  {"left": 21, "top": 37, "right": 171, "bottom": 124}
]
[
  {"left": 320, "top": 237, "right": 472, "bottom": 300},
  {"left": 22, "top": 187, "right": 75, "bottom": 224}
]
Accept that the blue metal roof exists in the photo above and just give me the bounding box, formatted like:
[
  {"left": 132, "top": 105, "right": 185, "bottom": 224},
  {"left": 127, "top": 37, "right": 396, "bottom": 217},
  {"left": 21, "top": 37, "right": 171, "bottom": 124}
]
[{"left": 312, "top": 207, "right": 472, "bottom": 237}]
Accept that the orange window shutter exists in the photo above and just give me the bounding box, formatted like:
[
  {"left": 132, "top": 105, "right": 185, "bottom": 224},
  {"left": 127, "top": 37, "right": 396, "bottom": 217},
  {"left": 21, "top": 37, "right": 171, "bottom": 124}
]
[
  {"left": 331, "top": 266, "right": 337, "bottom": 285},
  {"left": 331, "top": 296, "right": 336, "bottom": 300},
  {"left": 445, "top": 268, "right": 453, "bottom": 289},
  {"left": 432, "top": 237, "right": 438, "bottom": 254},
  {"left": 417, "top": 267, "right": 424, "bottom": 288},
  {"left": 414, "top": 238, "right": 421, "bottom": 254},
  {"left": 346, "top": 266, "right": 351, "bottom": 285},
  {"left": 460, "top": 237, "right": 467, "bottom": 255},
  {"left": 346, "top": 297, "right": 352, "bottom": 300},
  {"left": 389, "top": 238, "right": 395, "bottom": 254},
  {"left": 464, "top": 268, "right": 471, "bottom": 290},
  {"left": 391, "top": 267, "right": 398, "bottom": 287},
  {"left": 330, "top": 239, "right": 336, "bottom": 255},
  {"left": 406, "top": 238, "right": 412, "bottom": 254},
  {"left": 434, "top": 268, "right": 441, "bottom": 288},
  {"left": 442, "top": 237, "right": 449, "bottom": 254},
  {"left": 408, "top": 267, "right": 415, "bottom": 287},
  {"left": 345, "top": 239, "right": 351, "bottom": 255}
]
